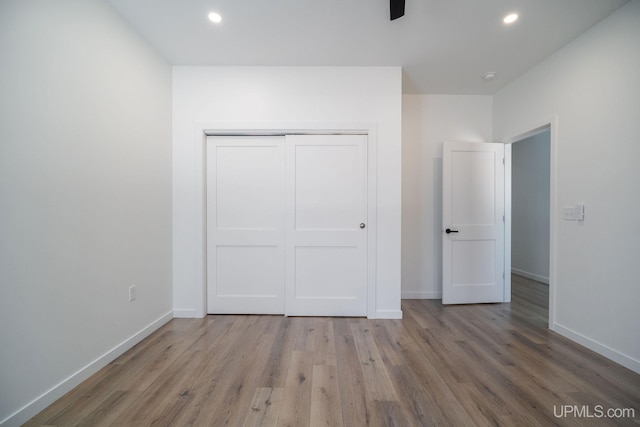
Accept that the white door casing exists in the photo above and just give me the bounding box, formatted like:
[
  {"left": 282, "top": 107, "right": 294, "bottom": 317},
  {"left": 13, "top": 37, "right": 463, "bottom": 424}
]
[
  {"left": 285, "top": 134, "right": 368, "bottom": 316},
  {"left": 442, "top": 141, "right": 505, "bottom": 304}
]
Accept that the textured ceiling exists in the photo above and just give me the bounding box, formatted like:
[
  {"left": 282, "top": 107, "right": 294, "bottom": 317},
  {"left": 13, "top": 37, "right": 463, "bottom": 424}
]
[{"left": 106, "top": 0, "right": 628, "bottom": 94}]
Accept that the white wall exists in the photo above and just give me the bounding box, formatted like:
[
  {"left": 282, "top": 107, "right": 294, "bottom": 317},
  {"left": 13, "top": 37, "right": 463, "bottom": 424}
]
[
  {"left": 511, "top": 131, "right": 550, "bottom": 283},
  {"left": 494, "top": 0, "right": 640, "bottom": 373},
  {"left": 0, "top": 1, "right": 173, "bottom": 425},
  {"left": 172, "top": 66, "right": 402, "bottom": 319},
  {"left": 402, "top": 95, "right": 492, "bottom": 298}
]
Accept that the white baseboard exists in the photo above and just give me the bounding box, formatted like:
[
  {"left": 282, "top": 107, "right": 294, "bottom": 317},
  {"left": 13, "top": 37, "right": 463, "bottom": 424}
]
[
  {"left": 1, "top": 311, "right": 174, "bottom": 427},
  {"left": 173, "top": 308, "right": 199, "bottom": 318},
  {"left": 372, "top": 309, "right": 403, "bottom": 319},
  {"left": 553, "top": 323, "right": 640, "bottom": 375},
  {"left": 512, "top": 268, "right": 549, "bottom": 284},
  {"left": 401, "top": 291, "right": 442, "bottom": 299}
]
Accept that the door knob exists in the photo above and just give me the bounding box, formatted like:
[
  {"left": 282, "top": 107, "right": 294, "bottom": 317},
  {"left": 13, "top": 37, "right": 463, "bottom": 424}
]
[
  {"left": 360, "top": 223, "right": 366, "bottom": 229},
  {"left": 445, "top": 228, "right": 459, "bottom": 234}
]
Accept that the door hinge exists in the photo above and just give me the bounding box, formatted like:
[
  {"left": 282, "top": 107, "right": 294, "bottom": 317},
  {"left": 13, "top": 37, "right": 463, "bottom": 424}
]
[
  {"left": 502, "top": 158, "right": 505, "bottom": 165},
  {"left": 502, "top": 215, "right": 505, "bottom": 222}
]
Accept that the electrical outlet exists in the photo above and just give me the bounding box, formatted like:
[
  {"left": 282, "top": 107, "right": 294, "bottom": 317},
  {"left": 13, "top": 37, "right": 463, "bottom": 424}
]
[{"left": 129, "top": 285, "right": 137, "bottom": 302}]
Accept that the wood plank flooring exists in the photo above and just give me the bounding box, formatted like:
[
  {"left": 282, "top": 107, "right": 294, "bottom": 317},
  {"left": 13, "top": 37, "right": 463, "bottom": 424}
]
[{"left": 25, "top": 276, "right": 640, "bottom": 426}]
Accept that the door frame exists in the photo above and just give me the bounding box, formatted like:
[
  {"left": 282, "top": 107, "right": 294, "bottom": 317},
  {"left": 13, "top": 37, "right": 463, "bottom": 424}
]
[
  {"left": 503, "top": 118, "right": 557, "bottom": 331},
  {"left": 193, "top": 122, "right": 378, "bottom": 318}
]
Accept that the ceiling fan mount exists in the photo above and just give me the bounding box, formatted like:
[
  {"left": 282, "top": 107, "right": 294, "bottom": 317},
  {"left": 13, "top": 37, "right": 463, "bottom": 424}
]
[{"left": 390, "top": 0, "right": 405, "bottom": 20}]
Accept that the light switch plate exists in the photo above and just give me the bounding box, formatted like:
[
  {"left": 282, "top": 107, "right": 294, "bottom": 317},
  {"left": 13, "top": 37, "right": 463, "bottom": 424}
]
[{"left": 563, "top": 207, "right": 575, "bottom": 220}]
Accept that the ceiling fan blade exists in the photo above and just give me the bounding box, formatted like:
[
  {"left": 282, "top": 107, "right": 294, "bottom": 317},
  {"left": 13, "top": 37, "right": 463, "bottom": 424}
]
[{"left": 390, "top": 0, "right": 405, "bottom": 20}]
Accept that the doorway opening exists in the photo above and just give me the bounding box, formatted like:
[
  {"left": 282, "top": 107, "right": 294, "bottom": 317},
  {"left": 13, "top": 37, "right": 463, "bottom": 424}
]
[
  {"left": 505, "top": 123, "right": 554, "bottom": 329},
  {"left": 511, "top": 128, "right": 550, "bottom": 327}
]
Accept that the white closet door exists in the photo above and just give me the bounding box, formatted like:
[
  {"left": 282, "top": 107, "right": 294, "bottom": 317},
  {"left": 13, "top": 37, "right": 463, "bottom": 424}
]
[
  {"left": 207, "top": 136, "right": 285, "bottom": 314},
  {"left": 285, "top": 135, "right": 368, "bottom": 316}
]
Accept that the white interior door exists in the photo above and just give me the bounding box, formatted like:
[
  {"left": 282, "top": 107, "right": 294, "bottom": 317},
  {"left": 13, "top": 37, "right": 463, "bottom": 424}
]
[
  {"left": 285, "top": 135, "right": 367, "bottom": 316},
  {"left": 442, "top": 141, "right": 505, "bottom": 304},
  {"left": 207, "top": 136, "right": 285, "bottom": 314}
]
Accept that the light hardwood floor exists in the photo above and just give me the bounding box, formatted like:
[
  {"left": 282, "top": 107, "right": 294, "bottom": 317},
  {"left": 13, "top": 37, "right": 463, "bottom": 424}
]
[{"left": 25, "top": 276, "right": 640, "bottom": 426}]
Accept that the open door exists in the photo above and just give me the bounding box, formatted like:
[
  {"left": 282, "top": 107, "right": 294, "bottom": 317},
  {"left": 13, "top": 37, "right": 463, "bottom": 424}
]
[{"left": 442, "top": 141, "right": 505, "bottom": 304}]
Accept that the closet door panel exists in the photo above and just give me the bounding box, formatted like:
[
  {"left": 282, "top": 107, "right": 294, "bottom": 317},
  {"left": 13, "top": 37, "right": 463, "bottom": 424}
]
[
  {"left": 207, "top": 136, "right": 285, "bottom": 314},
  {"left": 285, "top": 134, "right": 367, "bottom": 316}
]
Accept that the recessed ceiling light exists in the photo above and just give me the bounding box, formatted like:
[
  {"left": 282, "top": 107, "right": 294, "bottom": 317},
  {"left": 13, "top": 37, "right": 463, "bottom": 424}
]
[
  {"left": 208, "top": 12, "right": 222, "bottom": 24},
  {"left": 483, "top": 71, "right": 498, "bottom": 81},
  {"left": 503, "top": 13, "right": 518, "bottom": 24}
]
